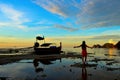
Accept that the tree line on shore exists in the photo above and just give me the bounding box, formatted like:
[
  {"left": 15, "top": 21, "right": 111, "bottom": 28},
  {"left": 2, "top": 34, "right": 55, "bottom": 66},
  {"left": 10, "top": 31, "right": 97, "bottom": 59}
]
[{"left": 93, "top": 41, "right": 120, "bottom": 49}]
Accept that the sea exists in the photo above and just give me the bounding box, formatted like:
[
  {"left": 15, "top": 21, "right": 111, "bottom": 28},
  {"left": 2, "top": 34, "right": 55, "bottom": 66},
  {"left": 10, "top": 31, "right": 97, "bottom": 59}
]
[{"left": 0, "top": 48, "right": 120, "bottom": 80}]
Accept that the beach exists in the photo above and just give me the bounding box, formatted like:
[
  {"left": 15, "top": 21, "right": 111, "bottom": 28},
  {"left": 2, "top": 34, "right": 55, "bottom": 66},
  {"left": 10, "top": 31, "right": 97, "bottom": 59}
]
[
  {"left": 0, "top": 48, "right": 120, "bottom": 80},
  {"left": 0, "top": 0, "right": 120, "bottom": 80}
]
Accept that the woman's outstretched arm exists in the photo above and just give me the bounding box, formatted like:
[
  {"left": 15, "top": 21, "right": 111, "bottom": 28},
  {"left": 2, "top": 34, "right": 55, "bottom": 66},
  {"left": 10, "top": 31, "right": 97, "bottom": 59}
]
[
  {"left": 86, "top": 45, "right": 93, "bottom": 49},
  {"left": 74, "top": 45, "right": 81, "bottom": 48}
]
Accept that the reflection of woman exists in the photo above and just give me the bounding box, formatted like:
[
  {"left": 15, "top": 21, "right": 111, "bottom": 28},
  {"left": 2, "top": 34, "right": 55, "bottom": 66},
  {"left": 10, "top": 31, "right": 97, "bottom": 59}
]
[{"left": 82, "top": 64, "right": 87, "bottom": 80}]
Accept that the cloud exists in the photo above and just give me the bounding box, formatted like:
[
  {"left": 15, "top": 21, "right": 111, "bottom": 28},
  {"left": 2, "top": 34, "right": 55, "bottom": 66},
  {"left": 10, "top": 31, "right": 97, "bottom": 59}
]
[
  {"left": 0, "top": 4, "right": 29, "bottom": 30},
  {"left": 48, "top": 35, "right": 120, "bottom": 45},
  {"left": 91, "top": 35, "right": 120, "bottom": 39},
  {"left": 0, "top": 4, "right": 23, "bottom": 22},
  {"left": 33, "top": 0, "right": 120, "bottom": 29},
  {"left": 101, "top": 29, "right": 120, "bottom": 36},
  {"left": 0, "top": 22, "right": 28, "bottom": 30},
  {"left": 33, "top": 0, "right": 80, "bottom": 17},
  {"left": 54, "top": 24, "right": 78, "bottom": 32},
  {"left": 79, "top": 0, "right": 120, "bottom": 28},
  {"left": 0, "top": 4, "right": 51, "bottom": 31},
  {"left": 0, "top": 22, "right": 10, "bottom": 26},
  {"left": 36, "top": 20, "right": 54, "bottom": 25}
]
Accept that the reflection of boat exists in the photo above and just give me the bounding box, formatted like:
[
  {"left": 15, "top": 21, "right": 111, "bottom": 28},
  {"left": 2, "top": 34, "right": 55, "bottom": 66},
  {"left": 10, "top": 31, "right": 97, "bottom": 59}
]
[
  {"left": 34, "top": 36, "right": 62, "bottom": 54},
  {"left": 33, "top": 58, "right": 61, "bottom": 65},
  {"left": 33, "top": 58, "right": 61, "bottom": 72}
]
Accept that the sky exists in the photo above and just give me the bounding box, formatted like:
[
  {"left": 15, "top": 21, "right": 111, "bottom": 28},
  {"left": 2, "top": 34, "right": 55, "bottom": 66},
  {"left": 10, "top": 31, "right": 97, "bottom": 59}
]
[{"left": 0, "top": 0, "right": 120, "bottom": 48}]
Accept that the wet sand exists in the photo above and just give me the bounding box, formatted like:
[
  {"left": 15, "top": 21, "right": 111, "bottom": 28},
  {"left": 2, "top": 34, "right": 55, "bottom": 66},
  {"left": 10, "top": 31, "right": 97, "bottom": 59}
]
[
  {"left": 0, "top": 53, "right": 82, "bottom": 65},
  {"left": 0, "top": 52, "right": 119, "bottom": 70}
]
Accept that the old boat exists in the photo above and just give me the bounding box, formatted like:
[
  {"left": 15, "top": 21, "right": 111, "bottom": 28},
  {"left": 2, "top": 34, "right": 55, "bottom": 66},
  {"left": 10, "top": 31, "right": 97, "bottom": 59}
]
[{"left": 34, "top": 36, "right": 62, "bottom": 54}]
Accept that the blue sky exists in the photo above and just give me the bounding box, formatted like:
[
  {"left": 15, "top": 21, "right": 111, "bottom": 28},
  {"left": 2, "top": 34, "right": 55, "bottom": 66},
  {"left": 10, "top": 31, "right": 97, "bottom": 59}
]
[{"left": 0, "top": 0, "right": 120, "bottom": 47}]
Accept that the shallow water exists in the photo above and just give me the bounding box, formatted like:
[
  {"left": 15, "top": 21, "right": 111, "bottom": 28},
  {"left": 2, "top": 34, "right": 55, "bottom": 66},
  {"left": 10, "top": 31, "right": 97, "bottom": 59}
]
[{"left": 0, "top": 48, "right": 120, "bottom": 80}]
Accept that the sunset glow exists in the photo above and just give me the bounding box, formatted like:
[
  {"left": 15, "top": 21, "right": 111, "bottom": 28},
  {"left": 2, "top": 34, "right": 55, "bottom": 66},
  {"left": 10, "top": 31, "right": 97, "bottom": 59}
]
[{"left": 108, "top": 39, "right": 115, "bottom": 44}]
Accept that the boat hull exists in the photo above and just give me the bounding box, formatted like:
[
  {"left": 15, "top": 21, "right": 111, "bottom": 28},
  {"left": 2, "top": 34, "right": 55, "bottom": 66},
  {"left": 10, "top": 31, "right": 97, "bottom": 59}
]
[{"left": 34, "top": 47, "right": 61, "bottom": 55}]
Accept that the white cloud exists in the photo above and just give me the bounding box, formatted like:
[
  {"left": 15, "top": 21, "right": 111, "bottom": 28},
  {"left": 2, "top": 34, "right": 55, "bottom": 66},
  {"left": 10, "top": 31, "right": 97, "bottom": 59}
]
[
  {"left": 33, "top": 0, "right": 80, "bottom": 17},
  {"left": 0, "top": 4, "right": 23, "bottom": 22},
  {"left": 54, "top": 24, "right": 78, "bottom": 32},
  {"left": 91, "top": 35, "right": 120, "bottom": 39},
  {"left": 33, "top": 0, "right": 120, "bottom": 29},
  {"left": 28, "top": 26, "right": 50, "bottom": 31},
  {"left": 0, "top": 21, "right": 28, "bottom": 30},
  {"left": 79, "top": 0, "right": 120, "bottom": 28},
  {"left": 0, "top": 22, "right": 10, "bottom": 26},
  {"left": 36, "top": 20, "right": 54, "bottom": 25},
  {"left": 101, "top": 29, "right": 120, "bottom": 35},
  {"left": 0, "top": 4, "right": 29, "bottom": 30},
  {"left": 0, "top": 4, "right": 51, "bottom": 31}
]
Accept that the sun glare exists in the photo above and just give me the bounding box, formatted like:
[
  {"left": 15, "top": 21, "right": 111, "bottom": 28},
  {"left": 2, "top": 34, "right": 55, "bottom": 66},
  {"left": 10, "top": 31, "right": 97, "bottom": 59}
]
[{"left": 108, "top": 39, "right": 114, "bottom": 44}]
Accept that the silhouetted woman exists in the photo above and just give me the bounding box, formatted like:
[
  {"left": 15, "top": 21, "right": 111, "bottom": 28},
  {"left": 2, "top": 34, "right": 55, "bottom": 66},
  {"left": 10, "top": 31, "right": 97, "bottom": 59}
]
[{"left": 74, "top": 41, "right": 92, "bottom": 64}]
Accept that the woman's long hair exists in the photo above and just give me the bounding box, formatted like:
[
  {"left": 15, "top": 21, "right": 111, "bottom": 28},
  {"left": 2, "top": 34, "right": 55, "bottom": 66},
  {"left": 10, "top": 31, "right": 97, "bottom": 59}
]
[{"left": 82, "top": 41, "right": 86, "bottom": 50}]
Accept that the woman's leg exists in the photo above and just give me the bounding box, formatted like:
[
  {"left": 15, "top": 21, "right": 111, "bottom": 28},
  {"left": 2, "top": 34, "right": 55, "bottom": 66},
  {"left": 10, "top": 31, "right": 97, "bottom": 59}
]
[
  {"left": 82, "top": 57, "right": 84, "bottom": 63},
  {"left": 85, "top": 56, "right": 87, "bottom": 62},
  {"left": 82, "top": 57, "right": 85, "bottom": 64},
  {"left": 84, "top": 55, "right": 88, "bottom": 64}
]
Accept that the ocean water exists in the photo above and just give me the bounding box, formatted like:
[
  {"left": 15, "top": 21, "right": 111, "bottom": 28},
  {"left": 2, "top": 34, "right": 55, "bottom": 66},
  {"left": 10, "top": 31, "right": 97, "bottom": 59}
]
[{"left": 0, "top": 48, "right": 120, "bottom": 80}]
